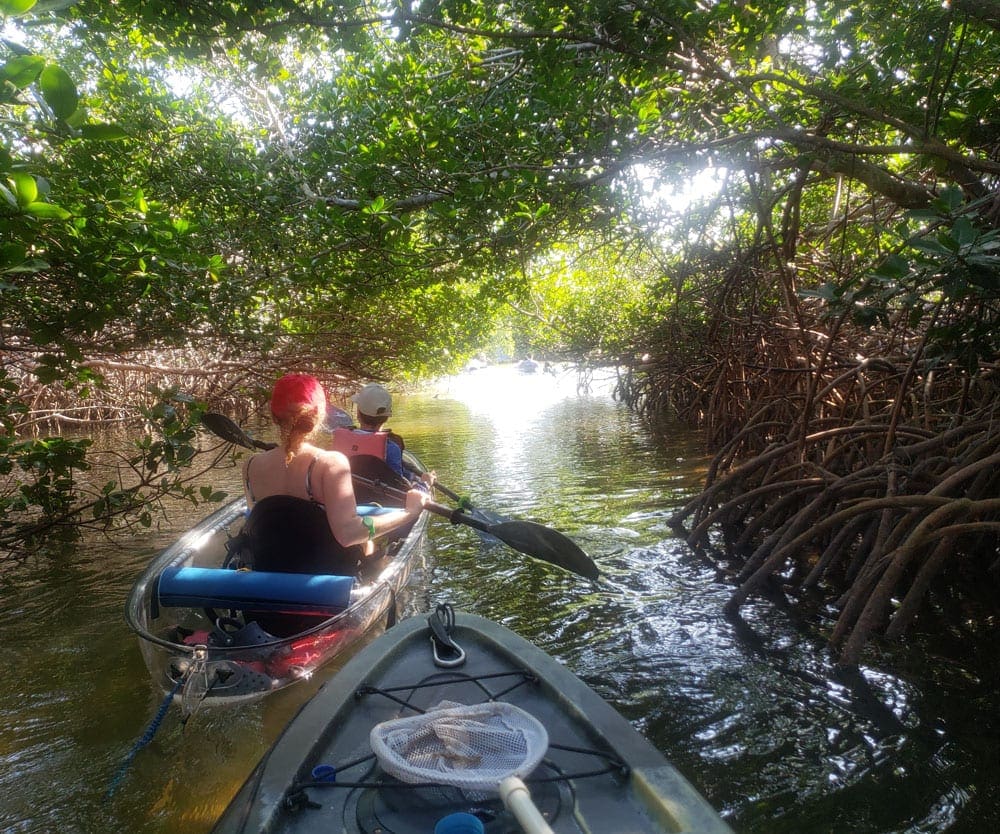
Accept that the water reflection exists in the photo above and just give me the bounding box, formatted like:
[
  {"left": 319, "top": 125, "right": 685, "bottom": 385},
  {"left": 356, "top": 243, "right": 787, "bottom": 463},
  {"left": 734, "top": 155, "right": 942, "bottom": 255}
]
[{"left": 0, "top": 364, "right": 997, "bottom": 832}]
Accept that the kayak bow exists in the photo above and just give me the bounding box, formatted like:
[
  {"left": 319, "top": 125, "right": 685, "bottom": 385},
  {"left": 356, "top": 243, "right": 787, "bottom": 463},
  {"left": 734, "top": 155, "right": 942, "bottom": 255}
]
[{"left": 211, "top": 610, "right": 734, "bottom": 834}]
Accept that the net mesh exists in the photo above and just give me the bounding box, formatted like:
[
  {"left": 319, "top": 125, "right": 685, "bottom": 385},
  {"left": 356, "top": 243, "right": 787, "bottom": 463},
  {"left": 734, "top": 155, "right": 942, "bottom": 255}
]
[{"left": 370, "top": 701, "right": 548, "bottom": 791}]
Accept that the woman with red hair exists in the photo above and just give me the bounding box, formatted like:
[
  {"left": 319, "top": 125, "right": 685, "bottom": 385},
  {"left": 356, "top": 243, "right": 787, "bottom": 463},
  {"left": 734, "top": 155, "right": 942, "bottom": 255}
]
[{"left": 240, "top": 373, "right": 426, "bottom": 578}]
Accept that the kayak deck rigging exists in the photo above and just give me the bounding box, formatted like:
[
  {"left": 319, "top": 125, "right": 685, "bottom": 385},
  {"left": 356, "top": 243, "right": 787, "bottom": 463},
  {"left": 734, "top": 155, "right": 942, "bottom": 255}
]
[{"left": 211, "top": 610, "right": 734, "bottom": 834}]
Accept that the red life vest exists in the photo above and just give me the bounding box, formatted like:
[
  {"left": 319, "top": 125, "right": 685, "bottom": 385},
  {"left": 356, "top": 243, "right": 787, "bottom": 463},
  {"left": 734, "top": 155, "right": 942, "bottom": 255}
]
[{"left": 332, "top": 428, "right": 390, "bottom": 459}]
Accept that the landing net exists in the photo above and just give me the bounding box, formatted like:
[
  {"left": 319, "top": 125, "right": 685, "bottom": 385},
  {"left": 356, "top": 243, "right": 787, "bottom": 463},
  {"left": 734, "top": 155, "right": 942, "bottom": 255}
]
[{"left": 369, "top": 700, "right": 548, "bottom": 792}]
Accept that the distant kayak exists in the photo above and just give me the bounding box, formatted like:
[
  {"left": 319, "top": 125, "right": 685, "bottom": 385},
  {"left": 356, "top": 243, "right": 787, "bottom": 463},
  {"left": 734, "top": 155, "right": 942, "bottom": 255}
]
[
  {"left": 211, "top": 610, "right": 734, "bottom": 834},
  {"left": 516, "top": 358, "right": 540, "bottom": 374}
]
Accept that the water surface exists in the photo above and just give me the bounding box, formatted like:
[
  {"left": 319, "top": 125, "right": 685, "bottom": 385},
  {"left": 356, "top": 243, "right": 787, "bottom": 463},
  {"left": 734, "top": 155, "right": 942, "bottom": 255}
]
[{"left": 1, "top": 364, "right": 997, "bottom": 832}]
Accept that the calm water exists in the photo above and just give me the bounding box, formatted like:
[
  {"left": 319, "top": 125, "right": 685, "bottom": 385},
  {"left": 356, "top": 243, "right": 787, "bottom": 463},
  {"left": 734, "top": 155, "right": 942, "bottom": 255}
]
[{"left": 1, "top": 365, "right": 997, "bottom": 833}]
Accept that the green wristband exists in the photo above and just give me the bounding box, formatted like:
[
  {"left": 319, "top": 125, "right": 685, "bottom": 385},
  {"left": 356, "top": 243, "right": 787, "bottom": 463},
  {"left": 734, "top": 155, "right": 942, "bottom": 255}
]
[{"left": 361, "top": 515, "right": 376, "bottom": 541}]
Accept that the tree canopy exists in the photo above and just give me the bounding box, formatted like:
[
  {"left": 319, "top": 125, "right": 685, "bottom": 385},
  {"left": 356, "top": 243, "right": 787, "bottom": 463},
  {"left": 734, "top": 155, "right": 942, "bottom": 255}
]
[{"left": 4, "top": 0, "right": 997, "bottom": 374}]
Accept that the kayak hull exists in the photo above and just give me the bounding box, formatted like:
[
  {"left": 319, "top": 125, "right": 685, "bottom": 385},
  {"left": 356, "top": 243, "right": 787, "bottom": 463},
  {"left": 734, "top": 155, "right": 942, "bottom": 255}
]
[
  {"left": 125, "top": 497, "right": 429, "bottom": 708},
  {"left": 211, "top": 612, "right": 733, "bottom": 833}
]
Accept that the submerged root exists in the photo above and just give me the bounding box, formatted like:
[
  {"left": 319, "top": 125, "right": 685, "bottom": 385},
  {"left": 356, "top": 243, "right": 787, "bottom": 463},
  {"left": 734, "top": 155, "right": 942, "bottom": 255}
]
[
  {"left": 676, "top": 418, "right": 1000, "bottom": 666},
  {"left": 648, "top": 328, "right": 1000, "bottom": 666}
]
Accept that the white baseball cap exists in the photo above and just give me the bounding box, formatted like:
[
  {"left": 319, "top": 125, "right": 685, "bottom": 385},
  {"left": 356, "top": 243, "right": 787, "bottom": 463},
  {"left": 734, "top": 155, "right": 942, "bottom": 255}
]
[{"left": 352, "top": 383, "right": 393, "bottom": 417}]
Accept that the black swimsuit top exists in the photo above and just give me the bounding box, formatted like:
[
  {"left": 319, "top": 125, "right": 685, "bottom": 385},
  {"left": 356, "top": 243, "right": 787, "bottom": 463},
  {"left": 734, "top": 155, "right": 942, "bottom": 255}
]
[{"left": 241, "top": 455, "right": 358, "bottom": 577}]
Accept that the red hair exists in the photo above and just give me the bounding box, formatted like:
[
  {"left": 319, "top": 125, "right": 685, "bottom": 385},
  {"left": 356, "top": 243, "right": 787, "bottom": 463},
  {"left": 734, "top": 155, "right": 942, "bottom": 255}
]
[{"left": 270, "top": 374, "right": 326, "bottom": 462}]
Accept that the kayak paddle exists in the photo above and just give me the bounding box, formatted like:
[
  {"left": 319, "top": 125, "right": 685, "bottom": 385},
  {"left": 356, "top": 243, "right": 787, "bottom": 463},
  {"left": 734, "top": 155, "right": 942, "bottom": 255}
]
[
  {"left": 325, "top": 402, "right": 355, "bottom": 430},
  {"left": 200, "top": 411, "right": 276, "bottom": 451},
  {"left": 200, "top": 412, "right": 600, "bottom": 580},
  {"left": 401, "top": 449, "right": 510, "bottom": 526},
  {"left": 348, "top": 462, "right": 599, "bottom": 580}
]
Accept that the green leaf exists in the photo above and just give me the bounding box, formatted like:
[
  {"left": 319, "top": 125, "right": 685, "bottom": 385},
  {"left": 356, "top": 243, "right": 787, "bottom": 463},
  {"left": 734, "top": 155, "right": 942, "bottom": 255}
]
[
  {"left": 0, "top": 54, "right": 44, "bottom": 88},
  {"left": 9, "top": 172, "right": 37, "bottom": 205},
  {"left": 0, "top": 0, "right": 38, "bottom": 14},
  {"left": 64, "top": 107, "right": 88, "bottom": 128},
  {"left": 79, "top": 123, "right": 129, "bottom": 141},
  {"left": 909, "top": 237, "right": 952, "bottom": 256},
  {"left": 38, "top": 63, "right": 78, "bottom": 119},
  {"left": 905, "top": 209, "right": 941, "bottom": 223},
  {"left": 933, "top": 188, "right": 964, "bottom": 213},
  {"left": 951, "top": 217, "right": 976, "bottom": 247},
  {"left": 1, "top": 258, "right": 49, "bottom": 274},
  {"left": 23, "top": 201, "right": 71, "bottom": 219},
  {"left": 0, "top": 180, "right": 20, "bottom": 209},
  {"left": 799, "top": 282, "right": 838, "bottom": 301},
  {"left": 872, "top": 254, "right": 909, "bottom": 279}
]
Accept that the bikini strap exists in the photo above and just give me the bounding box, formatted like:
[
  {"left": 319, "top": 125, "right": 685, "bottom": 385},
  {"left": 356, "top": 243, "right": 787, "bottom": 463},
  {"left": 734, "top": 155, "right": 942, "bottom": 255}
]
[
  {"left": 244, "top": 456, "right": 256, "bottom": 503},
  {"left": 306, "top": 456, "right": 319, "bottom": 502}
]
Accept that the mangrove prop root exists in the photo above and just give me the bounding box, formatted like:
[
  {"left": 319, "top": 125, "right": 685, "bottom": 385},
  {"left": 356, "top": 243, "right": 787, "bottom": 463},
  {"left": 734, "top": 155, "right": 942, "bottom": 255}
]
[{"left": 654, "top": 336, "right": 1000, "bottom": 666}]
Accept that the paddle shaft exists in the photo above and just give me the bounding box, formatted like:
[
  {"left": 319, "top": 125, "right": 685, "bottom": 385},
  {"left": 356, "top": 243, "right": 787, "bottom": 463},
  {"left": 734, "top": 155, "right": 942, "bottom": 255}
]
[
  {"left": 350, "top": 473, "right": 492, "bottom": 533},
  {"left": 401, "top": 449, "right": 467, "bottom": 505}
]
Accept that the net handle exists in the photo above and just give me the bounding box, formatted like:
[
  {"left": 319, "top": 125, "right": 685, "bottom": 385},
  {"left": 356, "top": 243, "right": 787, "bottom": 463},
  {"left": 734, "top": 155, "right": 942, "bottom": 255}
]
[{"left": 498, "top": 776, "right": 556, "bottom": 834}]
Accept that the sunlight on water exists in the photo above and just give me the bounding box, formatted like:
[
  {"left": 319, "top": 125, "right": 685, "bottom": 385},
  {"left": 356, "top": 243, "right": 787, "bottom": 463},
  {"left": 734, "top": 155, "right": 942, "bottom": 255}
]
[
  {"left": 419, "top": 364, "right": 622, "bottom": 510},
  {"left": 432, "top": 362, "right": 616, "bottom": 417}
]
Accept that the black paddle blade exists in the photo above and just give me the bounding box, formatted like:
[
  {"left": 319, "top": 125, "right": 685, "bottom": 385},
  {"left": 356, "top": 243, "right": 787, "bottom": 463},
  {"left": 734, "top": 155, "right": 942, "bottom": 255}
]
[
  {"left": 480, "top": 518, "right": 600, "bottom": 580},
  {"left": 201, "top": 412, "right": 275, "bottom": 450}
]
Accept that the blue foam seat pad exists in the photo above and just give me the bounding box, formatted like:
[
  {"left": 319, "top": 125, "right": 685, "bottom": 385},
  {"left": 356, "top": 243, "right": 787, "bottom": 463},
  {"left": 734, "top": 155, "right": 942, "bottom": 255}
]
[
  {"left": 356, "top": 504, "right": 399, "bottom": 516},
  {"left": 157, "top": 567, "right": 355, "bottom": 614}
]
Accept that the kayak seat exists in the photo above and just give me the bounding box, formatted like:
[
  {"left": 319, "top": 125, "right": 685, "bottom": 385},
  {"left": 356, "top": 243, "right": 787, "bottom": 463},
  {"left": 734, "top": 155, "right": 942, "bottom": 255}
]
[
  {"left": 348, "top": 454, "right": 412, "bottom": 505},
  {"left": 239, "top": 495, "right": 363, "bottom": 575},
  {"left": 223, "top": 495, "right": 392, "bottom": 637}
]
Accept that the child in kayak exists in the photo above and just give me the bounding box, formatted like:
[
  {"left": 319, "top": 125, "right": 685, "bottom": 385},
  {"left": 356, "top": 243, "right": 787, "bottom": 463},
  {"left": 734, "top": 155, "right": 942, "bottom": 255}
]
[{"left": 334, "top": 382, "right": 435, "bottom": 489}]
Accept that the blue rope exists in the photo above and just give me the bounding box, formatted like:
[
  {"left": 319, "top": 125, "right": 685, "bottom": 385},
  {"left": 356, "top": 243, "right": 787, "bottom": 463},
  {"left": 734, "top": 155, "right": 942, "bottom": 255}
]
[{"left": 105, "top": 676, "right": 184, "bottom": 799}]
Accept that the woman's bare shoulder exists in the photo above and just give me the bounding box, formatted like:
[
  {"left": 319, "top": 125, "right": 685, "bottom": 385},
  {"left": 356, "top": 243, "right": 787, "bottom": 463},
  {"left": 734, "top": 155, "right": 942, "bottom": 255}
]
[
  {"left": 247, "top": 447, "right": 279, "bottom": 469},
  {"left": 308, "top": 445, "right": 351, "bottom": 470}
]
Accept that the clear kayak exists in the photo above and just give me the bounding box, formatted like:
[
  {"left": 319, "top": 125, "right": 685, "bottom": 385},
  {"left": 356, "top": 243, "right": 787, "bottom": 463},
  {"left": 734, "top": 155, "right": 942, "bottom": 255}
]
[
  {"left": 124, "top": 496, "right": 428, "bottom": 713},
  {"left": 210, "top": 609, "right": 734, "bottom": 834}
]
